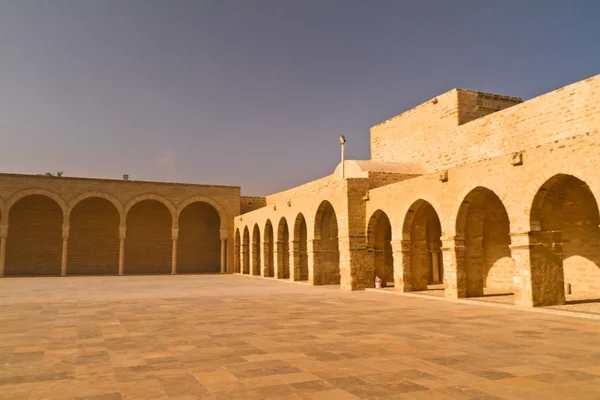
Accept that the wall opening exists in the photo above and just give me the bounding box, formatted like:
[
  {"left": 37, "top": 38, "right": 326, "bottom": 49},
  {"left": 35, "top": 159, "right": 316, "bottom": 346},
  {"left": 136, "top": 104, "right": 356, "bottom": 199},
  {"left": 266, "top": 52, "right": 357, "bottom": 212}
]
[
  {"left": 277, "top": 218, "right": 290, "bottom": 279},
  {"left": 456, "top": 188, "right": 513, "bottom": 297},
  {"left": 402, "top": 200, "right": 443, "bottom": 291},
  {"left": 251, "top": 224, "right": 261, "bottom": 276},
  {"left": 125, "top": 199, "right": 172, "bottom": 274},
  {"left": 234, "top": 228, "right": 241, "bottom": 273},
  {"left": 530, "top": 174, "right": 600, "bottom": 305},
  {"left": 177, "top": 202, "right": 220, "bottom": 273},
  {"left": 264, "top": 220, "right": 274, "bottom": 277},
  {"left": 368, "top": 210, "right": 393, "bottom": 287},
  {"left": 242, "top": 227, "right": 250, "bottom": 274},
  {"left": 313, "top": 201, "right": 340, "bottom": 285},
  {"left": 6, "top": 195, "right": 63, "bottom": 276},
  {"left": 69, "top": 197, "right": 119, "bottom": 275},
  {"left": 293, "top": 213, "right": 308, "bottom": 281}
]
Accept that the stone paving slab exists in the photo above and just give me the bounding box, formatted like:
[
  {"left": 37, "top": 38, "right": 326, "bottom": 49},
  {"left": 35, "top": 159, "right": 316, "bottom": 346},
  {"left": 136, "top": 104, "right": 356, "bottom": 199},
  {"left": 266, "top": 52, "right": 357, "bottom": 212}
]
[{"left": 1, "top": 275, "right": 600, "bottom": 399}]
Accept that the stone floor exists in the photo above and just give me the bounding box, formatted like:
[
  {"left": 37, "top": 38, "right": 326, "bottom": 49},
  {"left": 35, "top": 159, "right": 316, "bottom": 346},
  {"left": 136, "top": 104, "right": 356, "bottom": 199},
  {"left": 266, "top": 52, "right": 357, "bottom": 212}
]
[{"left": 2, "top": 275, "right": 600, "bottom": 399}]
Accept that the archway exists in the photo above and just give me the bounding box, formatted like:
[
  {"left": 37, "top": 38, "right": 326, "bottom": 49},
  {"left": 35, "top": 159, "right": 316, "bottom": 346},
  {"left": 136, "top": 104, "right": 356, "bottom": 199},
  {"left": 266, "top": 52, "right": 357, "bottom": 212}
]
[
  {"left": 263, "top": 220, "right": 274, "bottom": 277},
  {"left": 251, "top": 224, "right": 261, "bottom": 276},
  {"left": 368, "top": 210, "right": 393, "bottom": 287},
  {"left": 69, "top": 197, "right": 120, "bottom": 275},
  {"left": 402, "top": 200, "right": 443, "bottom": 291},
  {"left": 313, "top": 201, "right": 340, "bottom": 285},
  {"left": 125, "top": 199, "right": 172, "bottom": 274},
  {"left": 456, "top": 188, "right": 513, "bottom": 297},
  {"left": 178, "top": 202, "right": 220, "bottom": 273},
  {"left": 6, "top": 195, "right": 63, "bottom": 276},
  {"left": 242, "top": 227, "right": 250, "bottom": 274},
  {"left": 530, "top": 174, "right": 600, "bottom": 305},
  {"left": 293, "top": 213, "right": 308, "bottom": 281},
  {"left": 277, "top": 218, "right": 290, "bottom": 279},
  {"left": 234, "top": 228, "right": 241, "bottom": 273}
]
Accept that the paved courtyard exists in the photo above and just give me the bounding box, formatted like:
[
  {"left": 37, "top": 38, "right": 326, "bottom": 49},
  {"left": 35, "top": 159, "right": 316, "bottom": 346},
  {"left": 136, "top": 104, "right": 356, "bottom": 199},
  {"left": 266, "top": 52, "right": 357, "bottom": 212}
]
[{"left": 2, "top": 275, "right": 600, "bottom": 399}]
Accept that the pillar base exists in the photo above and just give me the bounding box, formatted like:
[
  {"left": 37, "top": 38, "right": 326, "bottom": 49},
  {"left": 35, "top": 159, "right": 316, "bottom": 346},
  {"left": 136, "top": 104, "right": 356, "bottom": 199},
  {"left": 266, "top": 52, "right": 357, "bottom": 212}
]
[{"left": 61, "top": 273, "right": 67, "bottom": 277}]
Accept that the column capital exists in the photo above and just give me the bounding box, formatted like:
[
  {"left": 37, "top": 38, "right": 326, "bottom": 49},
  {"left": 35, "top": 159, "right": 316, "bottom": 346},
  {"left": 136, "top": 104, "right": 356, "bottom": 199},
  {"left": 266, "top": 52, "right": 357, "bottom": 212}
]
[
  {"left": 441, "top": 235, "right": 464, "bottom": 250},
  {"left": 509, "top": 231, "right": 533, "bottom": 249},
  {"left": 62, "top": 225, "right": 70, "bottom": 239},
  {"left": 220, "top": 229, "right": 229, "bottom": 240},
  {"left": 171, "top": 228, "right": 179, "bottom": 240}
]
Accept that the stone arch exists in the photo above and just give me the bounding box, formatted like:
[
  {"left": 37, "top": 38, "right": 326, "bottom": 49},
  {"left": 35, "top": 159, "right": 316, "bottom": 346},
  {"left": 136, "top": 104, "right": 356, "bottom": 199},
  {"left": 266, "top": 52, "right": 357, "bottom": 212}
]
[
  {"left": 251, "top": 223, "right": 261, "bottom": 276},
  {"left": 125, "top": 199, "right": 172, "bottom": 274},
  {"left": 7, "top": 188, "right": 68, "bottom": 220},
  {"left": 401, "top": 200, "right": 443, "bottom": 291},
  {"left": 234, "top": 228, "right": 241, "bottom": 273},
  {"left": 69, "top": 197, "right": 120, "bottom": 275},
  {"left": 456, "top": 187, "right": 514, "bottom": 297},
  {"left": 124, "top": 194, "right": 176, "bottom": 224},
  {"left": 242, "top": 226, "right": 250, "bottom": 274},
  {"left": 263, "top": 219, "right": 275, "bottom": 277},
  {"left": 313, "top": 201, "right": 340, "bottom": 285},
  {"left": 6, "top": 193, "right": 64, "bottom": 276},
  {"left": 368, "top": 209, "right": 393, "bottom": 287},
  {"left": 277, "top": 217, "right": 290, "bottom": 279},
  {"left": 68, "top": 192, "right": 124, "bottom": 219},
  {"left": 292, "top": 213, "right": 308, "bottom": 281},
  {"left": 529, "top": 174, "right": 600, "bottom": 305},
  {"left": 177, "top": 195, "right": 228, "bottom": 231},
  {"left": 177, "top": 201, "right": 221, "bottom": 273}
]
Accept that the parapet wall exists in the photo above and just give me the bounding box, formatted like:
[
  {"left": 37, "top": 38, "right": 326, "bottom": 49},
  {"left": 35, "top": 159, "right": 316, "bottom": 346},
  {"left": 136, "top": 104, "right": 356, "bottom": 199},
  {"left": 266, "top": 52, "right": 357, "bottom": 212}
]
[{"left": 370, "top": 74, "right": 599, "bottom": 173}]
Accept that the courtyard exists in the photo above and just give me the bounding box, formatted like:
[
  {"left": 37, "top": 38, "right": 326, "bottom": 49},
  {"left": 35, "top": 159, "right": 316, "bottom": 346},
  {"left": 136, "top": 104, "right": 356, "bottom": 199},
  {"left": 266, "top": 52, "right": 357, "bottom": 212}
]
[{"left": 1, "top": 276, "right": 600, "bottom": 399}]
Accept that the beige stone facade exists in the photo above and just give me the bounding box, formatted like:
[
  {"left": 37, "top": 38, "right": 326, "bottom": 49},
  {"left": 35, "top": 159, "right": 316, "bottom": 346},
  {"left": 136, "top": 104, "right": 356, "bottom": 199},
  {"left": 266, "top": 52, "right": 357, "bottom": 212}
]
[{"left": 234, "top": 74, "right": 600, "bottom": 307}]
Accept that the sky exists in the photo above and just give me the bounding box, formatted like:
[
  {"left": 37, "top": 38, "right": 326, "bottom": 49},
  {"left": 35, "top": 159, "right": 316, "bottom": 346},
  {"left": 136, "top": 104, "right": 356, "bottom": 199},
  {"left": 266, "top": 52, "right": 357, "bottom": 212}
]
[{"left": 0, "top": 1, "right": 598, "bottom": 196}]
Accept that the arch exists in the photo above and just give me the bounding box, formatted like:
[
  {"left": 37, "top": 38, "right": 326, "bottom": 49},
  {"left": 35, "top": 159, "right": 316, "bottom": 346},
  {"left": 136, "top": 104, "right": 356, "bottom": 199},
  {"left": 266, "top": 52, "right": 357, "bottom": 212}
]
[
  {"left": 401, "top": 200, "right": 443, "bottom": 291},
  {"left": 313, "top": 201, "right": 340, "bottom": 285},
  {"left": 529, "top": 174, "right": 600, "bottom": 305},
  {"left": 263, "top": 219, "right": 274, "bottom": 277},
  {"left": 292, "top": 213, "right": 308, "bottom": 281},
  {"left": 68, "top": 197, "right": 120, "bottom": 275},
  {"left": 7, "top": 188, "right": 68, "bottom": 220},
  {"left": 242, "top": 226, "right": 250, "bottom": 274},
  {"left": 368, "top": 210, "right": 393, "bottom": 287},
  {"left": 6, "top": 194, "right": 64, "bottom": 276},
  {"left": 251, "top": 223, "right": 261, "bottom": 276},
  {"left": 125, "top": 199, "right": 172, "bottom": 274},
  {"left": 234, "top": 228, "right": 241, "bottom": 273},
  {"left": 277, "top": 217, "right": 290, "bottom": 279},
  {"left": 124, "top": 194, "right": 176, "bottom": 223},
  {"left": 456, "top": 187, "right": 513, "bottom": 297},
  {"left": 68, "top": 192, "right": 124, "bottom": 218},
  {"left": 177, "top": 201, "right": 220, "bottom": 273},
  {"left": 177, "top": 195, "right": 228, "bottom": 231}
]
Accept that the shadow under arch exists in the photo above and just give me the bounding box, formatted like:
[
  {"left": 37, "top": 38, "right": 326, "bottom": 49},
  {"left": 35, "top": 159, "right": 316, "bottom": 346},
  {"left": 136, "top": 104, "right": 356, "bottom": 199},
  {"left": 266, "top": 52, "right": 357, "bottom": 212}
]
[
  {"left": 292, "top": 213, "right": 308, "bottom": 281},
  {"left": 242, "top": 226, "right": 250, "bottom": 274},
  {"left": 313, "top": 201, "right": 340, "bottom": 285},
  {"left": 367, "top": 209, "right": 393, "bottom": 287},
  {"left": 277, "top": 217, "right": 290, "bottom": 279}
]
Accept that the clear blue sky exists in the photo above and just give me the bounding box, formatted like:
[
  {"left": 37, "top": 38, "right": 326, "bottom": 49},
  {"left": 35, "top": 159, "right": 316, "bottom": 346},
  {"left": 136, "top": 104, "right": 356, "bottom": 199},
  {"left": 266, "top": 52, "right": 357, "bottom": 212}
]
[{"left": 1, "top": 1, "right": 598, "bottom": 195}]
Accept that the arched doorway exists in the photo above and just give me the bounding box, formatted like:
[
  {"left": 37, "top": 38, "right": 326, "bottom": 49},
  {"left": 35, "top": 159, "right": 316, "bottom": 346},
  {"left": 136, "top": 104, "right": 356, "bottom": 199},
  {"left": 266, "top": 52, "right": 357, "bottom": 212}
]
[
  {"left": 125, "top": 200, "right": 172, "bottom": 274},
  {"left": 6, "top": 195, "right": 63, "bottom": 276},
  {"left": 530, "top": 174, "right": 600, "bottom": 305},
  {"left": 456, "top": 188, "right": 513, "bottom": 297},
  {"left": 242, "top": 227, "right": 250, "bottom": 274},
  {"left": 293, "top": 213, "right": 308, "bottom": 281},
  {"left": 69, "top": 197, "right": 120, "bottom": 275},
  {"left": 263, "top": 220, "right": 274, "bottom": 277},
  {"left": 251, "top": 224, "right": 261, "bottom": 276},
  {"left": 402, "top": 200, "right": 443, "bottom": 291},
  {"left": 178, "top": 202, "right": 220, "bottom": 273},
  {"left": 368, "top": 210, "right": 393, "bottom": 287},
  {"left": 313, "top": 201, "right": 340, "bottom": 285},
  {"left": 277, "top": 218, "right": 290, "bottom": 279},
  {"left": 234, "top": 228, "right": 241, "bottom": 273}
]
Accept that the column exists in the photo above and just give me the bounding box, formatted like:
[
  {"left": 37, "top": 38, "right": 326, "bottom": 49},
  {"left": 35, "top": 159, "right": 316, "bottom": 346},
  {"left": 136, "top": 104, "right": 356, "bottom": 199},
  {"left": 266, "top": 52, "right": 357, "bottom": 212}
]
[
  {"left": 241, "top": 242, "right": 248, "bottom": 274},
  {"left": 118, "top": 226, "right": 126, "bottom": 276},
  {"left": 290, "top": 240, "right": 301, "bottom": 280},
  {"left": 307, "top": 239, "right": 317, "bottom": 284},
  {"left": 0, "top": 225, "right": 7, "bottom": 277},
  {"left": 392, "top": 239, "right": 411, "bottom": 292},
  {"left": 273, "top": 241, "right": 281, "bottom": 278},
  {"left": 261, "top": 239, "right": 270, "bottom": 277},
  {"left": 171, "top": 228, "right": 178, "bottom": 275},
  {"left": 61, "top": 224, "right": 69, "bottom": 277},
  {"left": 441, "top": 236, "right": 466, "bottom": 298},
  {"left": 338, "top": 235, "right": 368, "bottom": 290},
  {"left": 220, "top": 238, "right": 227, "bottom": 274}
]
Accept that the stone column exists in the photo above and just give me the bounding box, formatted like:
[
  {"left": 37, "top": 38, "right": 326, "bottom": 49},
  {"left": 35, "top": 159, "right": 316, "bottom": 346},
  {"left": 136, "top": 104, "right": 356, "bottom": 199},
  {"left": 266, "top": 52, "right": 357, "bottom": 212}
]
[
  {"left": 261, "top": 240, "right": 270, "bottom": 277},
  {"left": 171, "top": 228, "right": 178, "bottom": 275},
  {"left": 240, "top": 242, "right": 248, "bottom": 274},
  {"left": 118, "top": 227, "right": 126, "bottom": 276},
  {"left": 392, "top": 239, "right": 412, "bottom": 292},
  {"left": 441, "top": 236, "right": 466, "bottom": 298},
  {"left": 290, "top": 240, "right": 301, "bottom": 280},
  {"left": 0, "top": 225, "right": 7, "bottom": 277},
  {"left": 307, "top": 239, "right": 317, "bottom": 285},
  {"left": 61, "top": 224, "right": 69, "bottom": 277},
  {"left": 338, "top": 235, "right": 368, "bottom": 290},
  {"left": 273, "top": 241, "right": 281, "bottom": 278},
  {"left": 220, "top": 229, "right": 228, "bottom": 274}
]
